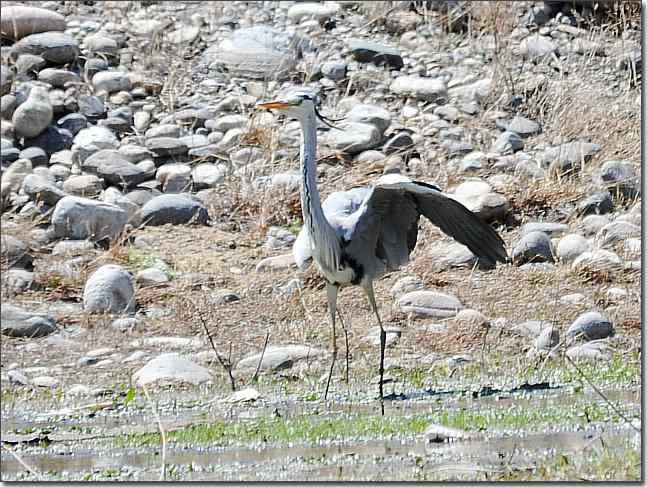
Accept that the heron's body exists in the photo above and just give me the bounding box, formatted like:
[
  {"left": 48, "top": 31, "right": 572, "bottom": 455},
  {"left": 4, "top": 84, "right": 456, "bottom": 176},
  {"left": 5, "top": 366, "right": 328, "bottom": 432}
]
[{"left": 257, "top": 89, "right": 508, "bottom": 414}]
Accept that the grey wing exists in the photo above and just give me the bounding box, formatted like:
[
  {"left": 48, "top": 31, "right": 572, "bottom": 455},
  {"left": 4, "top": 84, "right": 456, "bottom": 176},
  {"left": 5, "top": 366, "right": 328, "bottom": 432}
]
[
  {"left": 293, "top": 187, "right": 371, "bottom": 270},
  {"left": 342, "top": 186, "right": 420, "bottom": 277},
  {"left": 344, "top": 176, "right": 507, "bottom": 273},
  {"left": 409, "top": 181, "right": 508, "bottom": 266}
]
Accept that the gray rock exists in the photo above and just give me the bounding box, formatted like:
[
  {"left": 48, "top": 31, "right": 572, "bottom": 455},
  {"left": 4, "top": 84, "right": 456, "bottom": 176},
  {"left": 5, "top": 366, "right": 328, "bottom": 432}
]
[
  {"left": 442, "top": 140, "right": 473, "bottom": 157},
  {"left": 566, "top": 340, "right": 611, "bottom": 361},
  {"left": 572, "top": 249, "right": 623, "bottom": 273},
  {"left": 1, "top": 5, "right": 66, "bottom": 41},
  {"left": 1, "top": 94, "right": 17, "bottom": 119},
  {"left": 521, "top": 222, "right": 568, "bottom": 237},
  {"left": 321, "top": 61, "right": 347, "bottom": 81},
  {"left": 8, "top": 369, "right": 30, "bottom": 385},
  {"left": 156, "top": 163, "right": 192, "bottom": 193},
  {"left": 136, "top": 267, "right": 169, "bottom": 287},
  {"left": 192, "top": 164, "right": 225, "bottom": 189},
  {"left": 139, "top": 194, "right": 209, "bottom": 226},
  {"left": 510, "top": 319, "right": 552, "bottom": 338},
  {"left": 37, "top": 68, "right": 79, "bottom": 88},
  {"left": 214, "top": 128, "right": 243, "bottom": 153},
  {"left": 518, "top": 34, "right": 558, "bottom": 59},
  {"left": 52, "top": 196, "right": 128, "bottom": 241},
  {"left": 576, "top": 191, "right": 613, "bottom": 216},
  {"left": 596, "top": 221, "right": 640, "bottom": 247},
  {"left": 83, "top": 264, "right": 135, "bottom": 314},
  {"left": 92, "top": 71, "right": 131, "bottom": 95},
  {"left": 512, "top": 231, "right": 554, "bottom": 265},
  {"left": 179, "top": 134, "right": 209, "bottom": 150},
  {"left": 1, "top": 304, "right": 56, "bottom": 338},
  {"left": 535, "top": 325, "right": 559, "bottom": 351},
  {"left": 1, "top": 235, "right": 33, "bottom": 269},
  {"left": 205, "top": 26, "right": 312, "bottom": 80},
  {"left": 448, "top": 78, "right": 492, "bottom": 102},
  {"left": 287, "top": 2, "right": 339, "bottom": 22},
  {"left": 345, "top": 104, "right": 392, "bottom": 134},
  {"left": 556, "top": 234, "right": 589, "bottom": 263},
  {"left": 451, "top": 181, "right": 509, "bottom": 221},
  {"left": 236, "top": 345, "right": 325, "bottom": 372},
  {"left": 51, "top": 239, "right": 95, "bottom": 256},
  {"left": 111, "top": 316, "right": 142, "bottom": 332},
  {"left": 62, "top": 174, "right": 104, "bottom": 197},
  {"left": 491, "top": 131, "right": 524, "bottom": 154},
  {"left": 11, "top": 32, "right": 79, "bottom": 64},
  {"left": 566, "top": 312, "right": 614, "bottom": 341},
  {"left": 326, "top": 122, "right": 381, "bottom": 155},
  {"left": 496, "top": 116, "right": 541, "bottom": 137},
  {"left": 2, "top": 269, "right": 35, "bottom": 293},
  {"left": 430, "top": 242, "right": 484, "bottom": 269},
  {"left": 383, "top": 132, "right": 414, "bottom": 156},
  {"left": 538, "top": 141, "right": 601, "bottom": 170},
  {"left": 2, "top": 158, "right": 32, "bottom": 196},
  {"left": 56, "top": 113, "right": 87, "bottom": 136},
  {"left": 19, "top": 146, "right": 47, "bottom": 166},
  {"left": 14, "top": 54, "right": 46, "bottom": 77},
  {"left": 12, "top": 85, "right": 52, "bottom": 138},
  {"left": 23, "top": 126, "right": 73, "bottom": 156},
  {"left": 145, "top": 137, "right": 188, "bottom": 158},
  {"left": 514, "top": 159, "right": 545, "bottom": 179},
  {"left": 134, "top": 353, "right": 213, "bottom": 386},
  {"left": 209, "top": 289, "right": 242, "bottom": 305},
  {"left": 118, "top": 145, "right": 155, "bottom": 163},
  {"left": 212, "top": 114, "right": 247, "bottom": 133},
  {"left": 390, "top": 75, "right": 447, "bottom": 102},
  {"left": 21, "top": 173, "right": 65, "bottom": 205},
  {"left": 398, "top": 290, "right": 464, "bottom": 318},
  {"left": 77, "top": 95, "right": 106, "bottom": 121},
  {"left": 101, "top": 187, "right": 140, "bottom": 218},
  {"left": 390, "top": 275, "right": 424, "bottom": 299},
  {"left": 82, "top": 149, "right": 149, "bottom": 188},
  {"left": 348, "top": 39, "right": 403, "bottom": 69},
  {"left": 1, "top": 146, "right": 21, "bottom": 166},
  {"left": 434, "top": 105, "right": 460, "bottom": 122},
  {"left": 577, "top": 214, "right": 610, "bottom": 236},
  {"left": 83, "top": 34, "right": 119, "bottom": 57},
  {"left": 599, "top": 160, "right": 639, "bottom": 198},
  {"left": 73, "top": 126, "right": 119, "bottom": 160},
  {"left": 145, "top": 124, "right": 182, "bottom": 139}
]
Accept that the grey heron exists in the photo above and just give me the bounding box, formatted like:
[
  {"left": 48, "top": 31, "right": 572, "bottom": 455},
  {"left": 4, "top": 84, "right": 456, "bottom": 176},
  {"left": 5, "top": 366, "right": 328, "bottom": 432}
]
[{"left": 257, "top": 89, "right": 508, "bottom": 414}]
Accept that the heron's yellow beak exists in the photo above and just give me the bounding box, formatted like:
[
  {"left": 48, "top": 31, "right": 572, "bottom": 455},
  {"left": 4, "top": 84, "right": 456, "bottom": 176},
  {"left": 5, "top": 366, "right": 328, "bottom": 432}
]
[{"left": 256, "top": 101, "right": 290, "bottom": 109}]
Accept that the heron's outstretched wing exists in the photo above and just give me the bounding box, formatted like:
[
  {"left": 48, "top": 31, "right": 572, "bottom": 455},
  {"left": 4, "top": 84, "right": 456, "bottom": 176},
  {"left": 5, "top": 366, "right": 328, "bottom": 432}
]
[{"left": 344, "top": 174, "right": 508, "bottom": 271}]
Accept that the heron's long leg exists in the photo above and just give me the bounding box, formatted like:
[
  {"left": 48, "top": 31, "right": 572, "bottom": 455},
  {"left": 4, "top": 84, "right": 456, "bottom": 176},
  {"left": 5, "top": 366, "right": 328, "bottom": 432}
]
[
  {"left": 324, "top": 283, "right": 339, "bottom": 401},
  {"left": 364, "top": 281, "right": 385, "bottom": 416},
  {"left": 336, "top": 309, "right": 350, "bottom": 384}
]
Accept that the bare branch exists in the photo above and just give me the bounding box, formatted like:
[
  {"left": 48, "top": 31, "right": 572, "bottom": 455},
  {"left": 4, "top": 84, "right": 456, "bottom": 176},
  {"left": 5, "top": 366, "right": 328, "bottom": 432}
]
[{"left": 251, "top": 332, "right": 270, "bottom": 383}]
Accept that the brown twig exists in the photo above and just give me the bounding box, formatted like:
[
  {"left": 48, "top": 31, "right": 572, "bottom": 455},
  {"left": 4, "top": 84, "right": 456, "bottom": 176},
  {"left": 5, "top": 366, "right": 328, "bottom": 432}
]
[
  {"left": 251, "top": 332, "right": 270, "bottom": 383},
  {"left": 188, "top": 297, "right": 237, "bottom": 391}
]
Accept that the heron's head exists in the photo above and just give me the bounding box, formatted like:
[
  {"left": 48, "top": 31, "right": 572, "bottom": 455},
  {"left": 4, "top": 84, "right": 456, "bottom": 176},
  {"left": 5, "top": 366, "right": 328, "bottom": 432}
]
[{"left": 257, "top": 89, "right": 340, "bottom": 128}]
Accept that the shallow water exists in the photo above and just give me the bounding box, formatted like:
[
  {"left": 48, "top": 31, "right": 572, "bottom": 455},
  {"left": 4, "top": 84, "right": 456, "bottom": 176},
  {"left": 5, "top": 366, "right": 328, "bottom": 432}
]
[{"left": 1, "top": 384, "right": 640, "bottom": 481}]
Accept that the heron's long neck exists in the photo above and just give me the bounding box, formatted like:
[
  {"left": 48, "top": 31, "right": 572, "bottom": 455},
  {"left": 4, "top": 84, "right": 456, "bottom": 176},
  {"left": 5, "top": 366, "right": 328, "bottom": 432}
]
[{"left": 299, "top": 111, "right": 340, "bottom": 268}]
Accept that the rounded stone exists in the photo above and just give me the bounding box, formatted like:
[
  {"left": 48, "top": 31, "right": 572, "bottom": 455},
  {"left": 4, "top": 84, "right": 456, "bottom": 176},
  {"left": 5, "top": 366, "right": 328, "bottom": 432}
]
[
  {"left": 566, "top": 312, "right": 614, "bottom": 341},
  {"left": 512, "top": 231, "right": 554, "bottom": 265},
  {"left": 83, "top": 264, "right": 135, "bottom": 314},
  {"left": 12, "top": 85, "right": 52, "bottom": 138}
]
